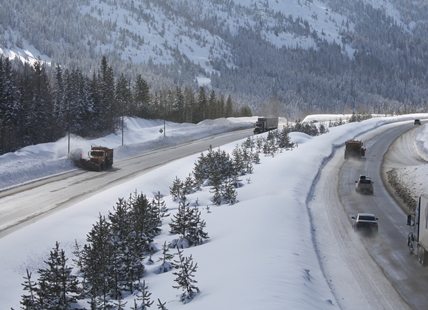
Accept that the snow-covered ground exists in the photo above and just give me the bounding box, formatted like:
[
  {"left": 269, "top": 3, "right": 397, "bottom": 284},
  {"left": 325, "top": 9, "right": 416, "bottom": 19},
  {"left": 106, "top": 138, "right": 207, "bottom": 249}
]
[{"left": 1, "top": 114, "right": 428, "bottom": 309}]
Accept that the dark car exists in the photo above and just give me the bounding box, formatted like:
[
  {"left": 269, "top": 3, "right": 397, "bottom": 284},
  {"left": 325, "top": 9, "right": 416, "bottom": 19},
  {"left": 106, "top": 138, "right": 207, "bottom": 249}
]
[
  {"left": 351, "top": 213, "right": 378, "bottom": 233},
  {"left": 355, "top": 175, "right": 374, "bottom": 194},
  {"left": 414, "top": 119, "right": 421, "bottom": 125}
]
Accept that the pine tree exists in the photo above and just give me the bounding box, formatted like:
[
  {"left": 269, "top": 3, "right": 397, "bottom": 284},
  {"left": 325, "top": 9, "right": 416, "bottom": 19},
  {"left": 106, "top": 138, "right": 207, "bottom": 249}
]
[
  {"left": 129, "top": 191, "right": 159, "bottom": 239},
  {"left": 20, "top": 269, "right": 40, "bottom": 310},
  {"left": 32, "top": 60, "right": 54, "bottom": 144},
  {"left": 151, "top": 191, "right": 169, "bottom": 227},
  {"left": 183, "top": 173, "right": 194, "bottom": 195},
  {"left": 155, "top": 241, "right": 174, "bottom": 274},
  {"left": 186, "top": 207, "right": 209, "bottom": 245},
  {"left": 172, "top": 248, "right": 199, "bottom": 304},
  {"left": 80, "top": 214, "right": 115, "bottom": 305},
  {"left": 169, "top": 176, "right": 183, "bottom": 202},
  {"left": 109, "top": 197, "right": 145, "bottom": 294},
  {"left": 172, "top": 86, "right": 184, "bottom": 123},
  {"left": 224, "top": 95, "right": 234, "bottom": 118},
  {"left": 192, "top": 152, "right": 207, "bottom": 189},
  {"left": 278, "top": 127, "right": 294, "bottom": 149},
  {"left": 36, "top": 242, "right": 80, "bottom": 310},
  {"left": 169, "top": 196, "right": 188, "bottom": 237},
  {"left": 132, "top": 280, "right": 153, "bottom": 310},
  {"left": 133, "top": 74, "right": 150, "bottom": 118},
  {"left": 222, "top": 177, "right": 239, "bottom": 205}
]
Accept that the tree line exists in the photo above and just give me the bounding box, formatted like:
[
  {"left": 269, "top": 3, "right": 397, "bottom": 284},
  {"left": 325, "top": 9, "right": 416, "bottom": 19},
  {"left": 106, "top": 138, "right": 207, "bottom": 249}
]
[{"left": 0, "top": 55, "right": 252, "bottom": 155}]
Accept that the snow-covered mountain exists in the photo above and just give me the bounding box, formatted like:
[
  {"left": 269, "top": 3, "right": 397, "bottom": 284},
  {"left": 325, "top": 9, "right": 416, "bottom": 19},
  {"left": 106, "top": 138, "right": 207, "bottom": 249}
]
[{"left": 1, "top": 0, "right": 428, "bottom": 118}]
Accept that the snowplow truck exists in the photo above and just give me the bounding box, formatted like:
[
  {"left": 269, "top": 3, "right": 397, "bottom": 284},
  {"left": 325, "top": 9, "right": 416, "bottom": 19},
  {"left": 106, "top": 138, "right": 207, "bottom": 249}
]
[
  {"left": 344, "top": 140, "right": 365, "bottom": 159},
  {"left": 254, "top": 117, "right": 279, "bottom": 134},
  {"left": 80, "top": 146, "right": 113, "bottom": 171},
  {"left": 407, "top": 195, "right": 428, "bottom": 265}
]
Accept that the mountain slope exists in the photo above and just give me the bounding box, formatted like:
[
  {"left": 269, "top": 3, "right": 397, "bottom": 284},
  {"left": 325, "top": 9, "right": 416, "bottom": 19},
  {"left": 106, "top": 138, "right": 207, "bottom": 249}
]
[{"left": 1, "top": 0, "right": 428, "bottom": 119}]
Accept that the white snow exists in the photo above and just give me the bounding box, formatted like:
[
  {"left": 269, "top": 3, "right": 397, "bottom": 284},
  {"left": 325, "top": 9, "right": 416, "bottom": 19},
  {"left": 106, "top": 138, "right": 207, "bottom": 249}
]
[{"left": 1, "top": 114, "right": 428, "bottom": 309}]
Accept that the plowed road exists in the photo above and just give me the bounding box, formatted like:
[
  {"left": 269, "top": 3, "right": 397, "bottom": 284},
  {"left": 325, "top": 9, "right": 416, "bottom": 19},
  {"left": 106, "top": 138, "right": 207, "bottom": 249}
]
[
  {"left": 311, "top": 120, "right": 428, "bottom": 310},
  {"left": 0, "top": 128, "right": 253, "bottom": 238}
]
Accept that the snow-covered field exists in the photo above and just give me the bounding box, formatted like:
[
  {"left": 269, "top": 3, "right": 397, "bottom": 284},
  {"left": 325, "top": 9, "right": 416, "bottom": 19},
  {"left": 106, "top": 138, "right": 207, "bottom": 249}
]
[{"left": 1, "top": 114, "right": 428, "bottom": 309}]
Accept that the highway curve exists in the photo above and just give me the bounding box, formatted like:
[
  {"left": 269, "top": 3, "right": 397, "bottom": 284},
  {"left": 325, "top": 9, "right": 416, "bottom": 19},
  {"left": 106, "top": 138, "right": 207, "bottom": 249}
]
[{"left": 310, "top": 120, "right": 428, "bottom": 310}]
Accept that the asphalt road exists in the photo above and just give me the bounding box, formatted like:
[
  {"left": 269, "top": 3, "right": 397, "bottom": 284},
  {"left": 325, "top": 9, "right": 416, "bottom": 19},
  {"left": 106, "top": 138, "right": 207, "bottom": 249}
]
[
  {"left": 0, "top": 128, "right": 253, "bottom": 239},
  {"left": 311, "top": 120, "right": 428, "bottom": 310}
]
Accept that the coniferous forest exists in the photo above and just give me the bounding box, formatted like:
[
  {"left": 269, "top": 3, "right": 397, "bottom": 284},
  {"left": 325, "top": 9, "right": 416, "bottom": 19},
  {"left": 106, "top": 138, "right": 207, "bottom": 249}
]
[
  {"left": 1, "top": 0, "right": 428, "bottom": 134},
  {"left": 0, "top": 55, "right": 252, "bottom": 155}
]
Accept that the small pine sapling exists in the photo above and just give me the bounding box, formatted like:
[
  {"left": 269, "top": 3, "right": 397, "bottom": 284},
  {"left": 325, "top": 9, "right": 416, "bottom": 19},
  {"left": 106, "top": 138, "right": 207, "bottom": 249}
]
[
  {"left": 170, "top": 176, "right": 183, "bottom": 201},
  {"left": 172, "top": 247, "right": 200, "bottom": 304},
  {"left": 157, "top": 298, "right": 168, "bottom": 310},
  {"left": 155, "top": 241, "right": 174, "bottom": 274},
  {"left": 132, "top": 280, "right": 154, "bottom": 310}
]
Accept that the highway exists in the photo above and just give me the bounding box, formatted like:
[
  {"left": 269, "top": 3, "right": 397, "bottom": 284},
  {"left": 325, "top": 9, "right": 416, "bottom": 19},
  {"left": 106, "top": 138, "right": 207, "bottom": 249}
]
[
  {"left": 0, "top": 128, "right": 253, "bottom": 238},
  {"left": 311, "top": 121, "right": 428, "bottom": 310}
]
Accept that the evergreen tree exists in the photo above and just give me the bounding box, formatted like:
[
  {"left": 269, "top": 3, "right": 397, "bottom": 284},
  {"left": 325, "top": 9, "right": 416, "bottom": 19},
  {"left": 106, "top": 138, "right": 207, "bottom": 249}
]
[
  {"left": 129, "top": 191, "right": 161, "bottom": 239},
  {"left": 183, "top": 86, "right": 195, "bottom": 123},
  {"left": 278, "top": 127, "right": 294, "bottom": 149},
  {"left": 155, "top": 241, "right": 174, "bottom": 274},
  {"left": 20, "top": 269, "right": 40, "bottom": 310},
  {"left": 207, "top": 90, "right": 217, "bottom": 119},
  {"left": 108, "top": 197, "right": 145, "bottom": 294},
  {"left": 32, "top": 60, "right": 54, "bottom": 144},
  {"left": 131, "top": 280, "right": 153, "bottom": 310},
  {"left": 80, "top": 214, "right": 115, "bottom": 306},
  {"left": 183, "top": 173, "right": 194, "bottom": 195},
  {"left": 192, "top": 152, "right": 207, "bottom": 189},
  {"left": 98, "top": 56, "right": 117, "bottom": 133},
  {"left": 169, "top": 176, "right": 183, "bottom": 202},
  {"left": 169, "top": 196, "right": 189, "bottom": 237},
  {"left": 52, "top": 64, "right": 65, "bottom": 139},
  {"left": 133, "top": 74, "right": 150, "bottom": 118},
  {"left": 151, "top": 191, "right": 170, "bottom": 226},
  {"left": 222, "top": 177, "right": 239, "bottom": 205},
  {"left": 36, "top": 242, "right": 80, "bottom": 310},
  {"left": 172, "top": 248, "right": 199, "bottom": 304},
  {"left": 186, "top": 206, "right": 209, "bottom": 246},
  {"left": 115, "top": 73, "right": 132, "bottom": 122},
  {"left": 193, "top": 87, "right": 206, "bottom": 123},
  {"left": 172, "top": 86, "right": 184, "bottom": 123},
  {"left": 224, "top": 95, "right": 234, "bottom": 117}
]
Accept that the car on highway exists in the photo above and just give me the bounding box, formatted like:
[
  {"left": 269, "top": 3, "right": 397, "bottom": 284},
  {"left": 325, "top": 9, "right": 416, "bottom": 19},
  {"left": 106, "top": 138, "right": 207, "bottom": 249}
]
[
  {"left": 351, "top": 213, "right": 379, "bottom": 233},
  {"left": 355, "top": 175, "right": 374, "bottom": 194},
  {"left": 414, "top": 119, "right": 422, "bottom": 125}
]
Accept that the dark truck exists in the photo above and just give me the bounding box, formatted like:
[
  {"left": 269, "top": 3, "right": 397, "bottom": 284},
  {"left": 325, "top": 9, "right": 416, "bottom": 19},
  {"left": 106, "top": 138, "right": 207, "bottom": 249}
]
[
  {"left": 253, "top": 117, "right": 278, "bottom": 134},
  {"left": 79, "top": 146, "right": 114, "bottom": 171},
  {"left": 344, "top": 140, "right": 366, "bottom": 159}
]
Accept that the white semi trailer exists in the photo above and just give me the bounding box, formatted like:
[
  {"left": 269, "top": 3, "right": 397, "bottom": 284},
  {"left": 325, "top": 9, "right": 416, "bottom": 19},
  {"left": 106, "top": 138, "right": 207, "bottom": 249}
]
[{"left": 407, "top": 194, "right": 428, "bottom": 265}]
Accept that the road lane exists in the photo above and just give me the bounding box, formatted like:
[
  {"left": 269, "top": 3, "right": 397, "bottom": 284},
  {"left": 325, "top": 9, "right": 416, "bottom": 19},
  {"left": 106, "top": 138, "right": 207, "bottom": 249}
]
[{"left": 0, "top": 128, "right": 253, "bottom": 238}]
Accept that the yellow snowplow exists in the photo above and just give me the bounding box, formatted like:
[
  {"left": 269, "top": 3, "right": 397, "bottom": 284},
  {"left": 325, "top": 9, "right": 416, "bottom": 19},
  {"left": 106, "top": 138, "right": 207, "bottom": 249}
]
[{"left": 77, "top": 146, "right": 114, "bottom": 171}]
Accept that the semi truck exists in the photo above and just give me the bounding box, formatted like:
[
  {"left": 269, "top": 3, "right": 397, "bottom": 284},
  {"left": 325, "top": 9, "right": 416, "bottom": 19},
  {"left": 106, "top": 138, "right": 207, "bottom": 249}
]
[
  {"left": 407, "top": 195, "right": 428, "bottom": 265},
  {"left": 253, "top": 117, "right": 278, "bottom": 134},
  {"left": 344, "top": 140, "right": 366, "bottom": 159},
  {"left": 78, "top": 146, "right": 114, "bottom": 171}
]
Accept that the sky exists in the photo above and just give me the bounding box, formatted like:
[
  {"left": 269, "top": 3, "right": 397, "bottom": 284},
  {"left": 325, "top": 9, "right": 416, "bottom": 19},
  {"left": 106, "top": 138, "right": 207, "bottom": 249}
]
[{"left": 1, "top": 114, "right": 428, "bottom": 309}]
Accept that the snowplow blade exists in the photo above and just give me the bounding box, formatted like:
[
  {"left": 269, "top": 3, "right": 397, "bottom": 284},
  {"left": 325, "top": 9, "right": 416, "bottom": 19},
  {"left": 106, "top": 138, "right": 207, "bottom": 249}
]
[
  {"left": 71, "top": 157, "right": 101, "bottom": 171},
  {"left": 79, "top": 159, "right": 102, "bottom": 171}
]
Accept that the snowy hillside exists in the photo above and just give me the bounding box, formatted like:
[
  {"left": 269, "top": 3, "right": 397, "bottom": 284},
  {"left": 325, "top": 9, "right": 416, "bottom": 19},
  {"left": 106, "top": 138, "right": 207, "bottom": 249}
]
[{"left": 1, "top": 114, "right": 428, "bottom": 309}]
